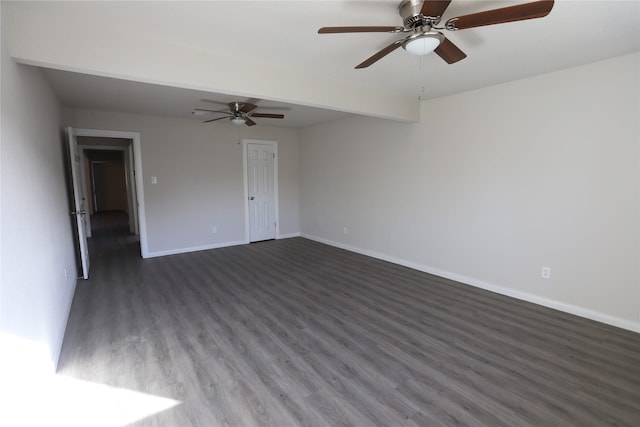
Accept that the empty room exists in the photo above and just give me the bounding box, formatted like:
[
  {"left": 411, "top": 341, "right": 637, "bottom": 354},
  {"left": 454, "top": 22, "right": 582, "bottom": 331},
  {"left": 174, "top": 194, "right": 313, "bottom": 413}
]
[{"left": 1, "top": 1, "right": 639, "bottom": 426}]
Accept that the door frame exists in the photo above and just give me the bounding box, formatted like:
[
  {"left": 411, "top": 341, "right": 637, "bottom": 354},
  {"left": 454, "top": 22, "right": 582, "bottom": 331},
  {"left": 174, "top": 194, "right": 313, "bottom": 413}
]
[
  {"left": 242, "top": 139, "right": 279, "bottom": 242},
  {"left": 72, "top": 128, "right": 149, "bottom": 258}
]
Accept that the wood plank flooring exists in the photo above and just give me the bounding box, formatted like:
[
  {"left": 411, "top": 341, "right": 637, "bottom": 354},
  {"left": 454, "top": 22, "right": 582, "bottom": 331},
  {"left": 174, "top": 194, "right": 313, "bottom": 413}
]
[
  {"left": 58, "top": 232, "right": 640, "bottom": 426},
  {"left": 90, "top": 210, "right": 130, "bottom": 236}
]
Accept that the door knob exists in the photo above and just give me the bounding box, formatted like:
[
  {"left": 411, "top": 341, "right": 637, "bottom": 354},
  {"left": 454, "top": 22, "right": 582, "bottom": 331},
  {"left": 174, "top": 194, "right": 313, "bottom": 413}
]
[
  {"left": 71, "top": 210, "right": 87, "bottom": 215},
  {"left": 249, "top": 196, "right": 255, "bottom": 200}
]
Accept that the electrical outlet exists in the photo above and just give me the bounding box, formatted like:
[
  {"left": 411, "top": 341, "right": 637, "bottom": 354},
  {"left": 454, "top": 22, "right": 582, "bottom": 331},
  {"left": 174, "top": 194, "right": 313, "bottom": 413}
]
[
  {"left": 64, "top": 268, "right": 68, "bottom": 280},
  {"left": 541, "top": 266, "right": 551, "bottom": 279},
  {"left": 211, "top": 226, "right": 217, "bottom": 234},
  {"left": 343, "top": 227, "right": 348, "bottom": 235}
]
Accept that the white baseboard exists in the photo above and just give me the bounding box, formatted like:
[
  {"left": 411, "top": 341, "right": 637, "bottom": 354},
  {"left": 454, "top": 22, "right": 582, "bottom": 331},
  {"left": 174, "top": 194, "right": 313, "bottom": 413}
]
[
  {"left": 278, "top": 232, "right": 300, "bottom": 239},
  {"left": 300, "top": 234, "right": 640, "bottom": 334},
  {"left": 51, "top": 276, "right": 78, "bottom": 371},
  {"left": 145, "top": 232, "right": 302, "bottom": 258},
  {"left": 145, "top": 239, "right": 249, "bottom": 258}
]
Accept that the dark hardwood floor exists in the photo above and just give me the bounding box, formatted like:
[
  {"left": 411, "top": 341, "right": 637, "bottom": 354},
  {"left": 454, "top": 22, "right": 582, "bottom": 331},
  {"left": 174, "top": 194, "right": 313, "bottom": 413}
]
[
  {"left": 90, "top": 210, "right": 130, "bottom": 236},
  {"left": 58, "top": 231, "right": 640, "bottom": 426}
]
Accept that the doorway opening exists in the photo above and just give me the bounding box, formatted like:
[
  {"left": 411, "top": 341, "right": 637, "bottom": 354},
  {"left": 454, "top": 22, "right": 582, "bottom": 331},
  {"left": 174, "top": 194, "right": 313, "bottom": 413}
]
[
  {"left": 67, "top": 128, "right": 148, "bottom": 279},
  {"left": 79, "top": 143, "right": 136, "bottom": 238}
]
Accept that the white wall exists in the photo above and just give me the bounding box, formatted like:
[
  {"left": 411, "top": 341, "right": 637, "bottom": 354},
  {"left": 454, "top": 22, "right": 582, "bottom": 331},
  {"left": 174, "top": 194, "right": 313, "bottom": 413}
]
[
  {"left": 1, "top": 7, "right": 78, "bottom": 371},
  {"left": 300, "top": 53, "right": 640, "bottom": 332},
  {"left": 64, "top": 109, "right": 300, "bottom": 256}
]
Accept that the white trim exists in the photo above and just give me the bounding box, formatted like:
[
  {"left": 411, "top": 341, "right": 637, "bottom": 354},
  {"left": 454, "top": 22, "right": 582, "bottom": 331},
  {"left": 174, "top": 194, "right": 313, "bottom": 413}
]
[
  {"left": 51, "top": 273, "right": 77, "bottom": 370},
  {"left": 72, "top": 128, "right": 149, "bottom": 258},
  {"left": 277, "top": 232, "right": 301, "bottom": 239},
  {"left": 300, "top": 233, "right": 640, "bottom": 334},
  {"left": 145, "top": 240, "right": 248, "bottom": 258},
  {"left": 242, "top": 139, "right": 279, "bottom": 242},
  {"left": 242, "top": 142, "right": 250, "bottom": 242}
]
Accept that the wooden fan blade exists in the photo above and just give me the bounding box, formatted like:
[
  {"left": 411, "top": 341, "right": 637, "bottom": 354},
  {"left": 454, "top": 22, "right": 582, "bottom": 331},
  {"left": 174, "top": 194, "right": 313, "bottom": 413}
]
[
  {"left": 447, "top": 0, "right": 554, "bottom": 30},
  {"left": 319, "top": 26, "right": 404, "bottom": 34},
  {"left": 420, "top": 0, "right": 452, "bottom": 18},
  {"left": 245, "top": 117, "right": 257, "bottom": 126},
  {"left": 240, "top": 102, "right": 258, "bottom": 113},
  {"left": 250, "top": 113, "right": 284, "bottom": 119},
  {"left": 202, "top": 116, "right": 229, "bottom": 123},
  {"left": 355, "top": 40, "right": 403, "bottom": 69},
  {"left": 235, "top": 102, "right": 258, "bottom": 113},
  {"left": 434, "top": 37, "right": 467, "bottom": 64}
]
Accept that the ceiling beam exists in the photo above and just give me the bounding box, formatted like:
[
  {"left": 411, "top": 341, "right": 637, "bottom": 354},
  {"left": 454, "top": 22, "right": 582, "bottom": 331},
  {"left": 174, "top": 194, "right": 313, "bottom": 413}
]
[{"left": 4, "top": 4, "right": 419, "bottom": 123}]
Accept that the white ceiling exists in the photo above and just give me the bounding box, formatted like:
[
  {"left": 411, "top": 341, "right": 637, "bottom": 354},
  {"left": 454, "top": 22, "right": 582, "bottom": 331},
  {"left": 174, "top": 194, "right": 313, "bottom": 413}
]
[
  {"left": 12, "top": 0, "right": 640, "bottom": 128},
  {"left": 43, "top": 69, "right": 354, "bottom": 129}
]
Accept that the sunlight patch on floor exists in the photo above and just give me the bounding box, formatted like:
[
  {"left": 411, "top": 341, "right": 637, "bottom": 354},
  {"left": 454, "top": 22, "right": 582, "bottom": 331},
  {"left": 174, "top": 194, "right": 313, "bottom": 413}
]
[
  {"left": 1, "top": 374, "right": 181, "bottom": 426},
  {"left": 1, "top": 334, "right": 180, "bottom": 426}
]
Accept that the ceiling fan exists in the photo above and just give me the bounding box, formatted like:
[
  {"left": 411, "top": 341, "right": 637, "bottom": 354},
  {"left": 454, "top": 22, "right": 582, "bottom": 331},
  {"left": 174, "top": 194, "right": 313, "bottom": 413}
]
[
  {"left": 318, "top": 0, "right": 554, "bottom": 68},
  {"left": 193, "top": 101, "right": 285, "bottom": 126}
]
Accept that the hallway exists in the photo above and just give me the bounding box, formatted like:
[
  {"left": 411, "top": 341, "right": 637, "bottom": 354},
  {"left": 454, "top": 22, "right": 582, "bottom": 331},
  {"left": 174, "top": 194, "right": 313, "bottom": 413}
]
[{"left": 90, "top": 210, "right": 130, "bottom": 236}]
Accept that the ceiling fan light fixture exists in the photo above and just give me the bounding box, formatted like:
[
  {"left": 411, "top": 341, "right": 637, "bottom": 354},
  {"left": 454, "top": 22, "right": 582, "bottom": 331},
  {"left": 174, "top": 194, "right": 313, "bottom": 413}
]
[
  {"left": 231, "top": 117, "right": 246, "bottom": 125},
  {"left": 402, "top": 31, "right": 444, "bottom": 55}
]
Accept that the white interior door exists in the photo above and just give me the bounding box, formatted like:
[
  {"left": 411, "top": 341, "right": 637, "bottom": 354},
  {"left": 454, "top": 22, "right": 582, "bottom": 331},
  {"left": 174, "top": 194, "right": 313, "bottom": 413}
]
[
  {"left": 247, "top": 143, "right": 277, "bottom": 242},
  {"left": 125, "top": 144, "right": 139, "bottom": 235},
  {"left": 67, "top": 127, "right": 90, "bottom": 279}
]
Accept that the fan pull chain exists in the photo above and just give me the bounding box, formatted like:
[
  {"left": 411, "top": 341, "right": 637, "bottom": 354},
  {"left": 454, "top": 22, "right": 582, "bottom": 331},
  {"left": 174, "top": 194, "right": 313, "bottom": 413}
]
[{"left": 418, "top": 54, "right": 426, "bottom": 101}]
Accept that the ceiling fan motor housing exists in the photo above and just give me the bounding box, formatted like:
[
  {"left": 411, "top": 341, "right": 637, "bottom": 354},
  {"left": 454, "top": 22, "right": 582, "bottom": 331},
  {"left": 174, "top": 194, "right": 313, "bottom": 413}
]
[{"left": 399, "top": 0, "right": 441, "bottom": 28}]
